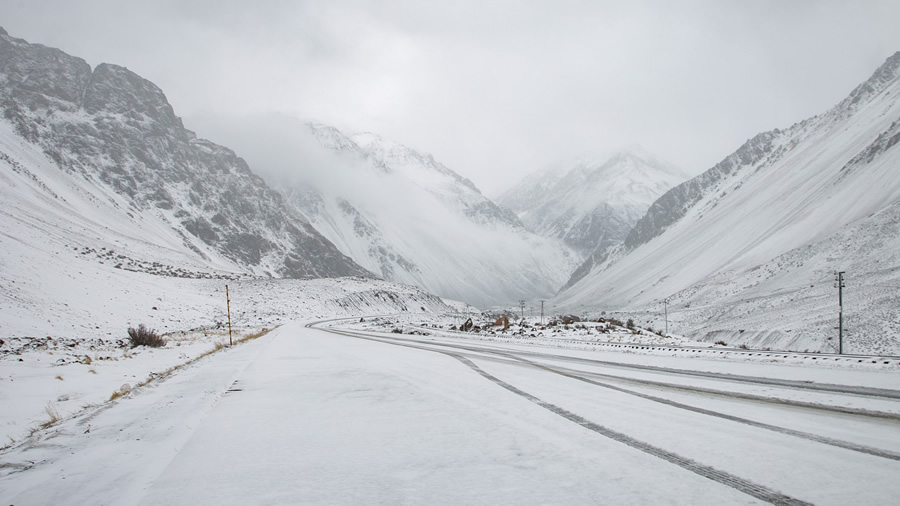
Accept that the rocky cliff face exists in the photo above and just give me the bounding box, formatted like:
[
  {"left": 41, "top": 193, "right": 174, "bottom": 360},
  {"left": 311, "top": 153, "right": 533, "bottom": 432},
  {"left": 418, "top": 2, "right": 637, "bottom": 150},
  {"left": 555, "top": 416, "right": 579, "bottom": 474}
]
[{"left": 0, "top": 28, "right": 370, "bottom": 279}]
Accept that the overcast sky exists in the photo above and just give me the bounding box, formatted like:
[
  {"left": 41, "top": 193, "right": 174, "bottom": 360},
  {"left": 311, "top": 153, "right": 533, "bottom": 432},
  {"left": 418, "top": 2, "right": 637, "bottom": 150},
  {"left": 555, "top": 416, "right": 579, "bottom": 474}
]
[{"left": 4, "top": 0, "right": 900, "bottom": 194}]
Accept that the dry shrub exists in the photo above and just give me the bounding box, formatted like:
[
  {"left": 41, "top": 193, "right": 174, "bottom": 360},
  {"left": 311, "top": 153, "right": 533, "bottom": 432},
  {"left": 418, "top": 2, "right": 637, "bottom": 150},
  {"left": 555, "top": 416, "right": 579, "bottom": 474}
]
[{"left": 128, "top": 324, "right": 166, "bottom": 348}]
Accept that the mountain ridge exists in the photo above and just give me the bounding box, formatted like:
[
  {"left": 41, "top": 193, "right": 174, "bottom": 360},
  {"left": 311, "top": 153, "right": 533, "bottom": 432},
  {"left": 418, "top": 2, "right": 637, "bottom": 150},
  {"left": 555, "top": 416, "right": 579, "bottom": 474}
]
[
  {"left": 498, "top": 149, "right": 687, "bottom": 257},
  {"left": 554, "top": 51, "right": 900, "bottom": 353},
  {"left": 0, "top": 27, "right": 372, "bottom": 280}
]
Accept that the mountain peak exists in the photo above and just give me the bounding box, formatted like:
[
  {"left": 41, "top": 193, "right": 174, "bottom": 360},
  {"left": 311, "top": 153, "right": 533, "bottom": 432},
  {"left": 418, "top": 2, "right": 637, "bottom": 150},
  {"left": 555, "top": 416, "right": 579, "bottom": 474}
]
[
  {"left": 839, "top": 51, "right": 900, "bottom": 111},
  {"left": 867, "top": 51, "right": 900, "bottom": 87},
  {"left": 83, "top": 63, "right": 186, "bottom": 136},
  {"left": 499, "top": 149, "right": 686, "bottom": 256},
  {"left": 351, "top": 131, "right": 395, "bottom": 151}
]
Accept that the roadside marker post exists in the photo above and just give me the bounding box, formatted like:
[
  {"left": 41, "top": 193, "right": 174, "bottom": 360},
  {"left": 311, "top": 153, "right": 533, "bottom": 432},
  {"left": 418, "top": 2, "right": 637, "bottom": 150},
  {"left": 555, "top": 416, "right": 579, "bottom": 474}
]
[{"left": 226, "top": 284, "right": 233, "bottom": 347}]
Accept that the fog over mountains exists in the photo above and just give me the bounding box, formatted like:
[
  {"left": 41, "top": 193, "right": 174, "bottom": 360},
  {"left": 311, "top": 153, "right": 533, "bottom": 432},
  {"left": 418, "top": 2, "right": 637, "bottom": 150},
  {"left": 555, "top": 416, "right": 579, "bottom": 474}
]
[{"left": 207, "top": 120, "right": 580, "bottom": 307}]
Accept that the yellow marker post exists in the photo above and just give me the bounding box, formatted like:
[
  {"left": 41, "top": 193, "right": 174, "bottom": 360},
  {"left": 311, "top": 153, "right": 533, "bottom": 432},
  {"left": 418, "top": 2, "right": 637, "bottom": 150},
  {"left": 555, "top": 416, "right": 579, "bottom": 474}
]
[{"left": 226, "top": 284, "right": 233, "bottom": 347}]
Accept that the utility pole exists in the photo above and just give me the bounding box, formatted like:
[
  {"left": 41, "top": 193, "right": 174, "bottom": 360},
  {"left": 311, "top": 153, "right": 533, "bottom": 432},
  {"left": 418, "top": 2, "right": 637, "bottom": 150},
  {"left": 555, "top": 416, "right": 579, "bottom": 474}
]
[
  {"left": 519, "top": 299, "right": 525, "bottom": 321},
  {"left": 664, "top": 298, "right": 668, "bottom": 337},
  {"left": 540, "top": 300, "right": 544, "bottom": 326},
  {"left": 835, "top": 271, "right": 845, "bottom": 354}
]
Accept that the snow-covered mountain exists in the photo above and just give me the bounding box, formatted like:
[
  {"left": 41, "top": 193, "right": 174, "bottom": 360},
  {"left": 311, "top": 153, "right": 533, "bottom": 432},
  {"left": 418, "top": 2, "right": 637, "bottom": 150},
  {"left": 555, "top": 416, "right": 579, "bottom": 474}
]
[
  {"left": 555, "top": 52, "right": 900, "bottom": 354},
  {"left": 0, "top": 27, "right": 370, "bottom": 281},
  {"left": 234, "top": 121, "right": 579, "bottom": 307},
  {"left": 497, "top": 150, "right": 687, "bottom": 256}
]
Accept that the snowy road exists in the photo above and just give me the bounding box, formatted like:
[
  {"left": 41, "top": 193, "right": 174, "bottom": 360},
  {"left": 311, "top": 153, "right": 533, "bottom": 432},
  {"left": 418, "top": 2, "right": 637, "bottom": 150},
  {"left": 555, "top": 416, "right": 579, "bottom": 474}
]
[{"left": 2, "top": 321, "right": 899, "bottom": 504}]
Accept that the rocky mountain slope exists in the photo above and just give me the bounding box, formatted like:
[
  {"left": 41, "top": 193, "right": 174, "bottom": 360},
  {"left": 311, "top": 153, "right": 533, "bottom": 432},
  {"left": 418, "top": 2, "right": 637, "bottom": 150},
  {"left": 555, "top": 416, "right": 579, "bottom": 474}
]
[
  {"left": 555, "top": 52, "right": 900, "bottom": 354},
  {"left": 497, "top": 150, "right": 687, "bottom": 256},
  {"left": 220, "top": 120, "right": 580, "bottom": 307},
  {"left": 0, "top": 27, "right": 370, "bottom": 281}
]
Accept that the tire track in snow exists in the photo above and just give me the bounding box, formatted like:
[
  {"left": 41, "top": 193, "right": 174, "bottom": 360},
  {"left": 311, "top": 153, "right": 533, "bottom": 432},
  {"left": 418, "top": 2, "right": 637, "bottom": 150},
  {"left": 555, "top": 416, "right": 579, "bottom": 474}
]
[
  {"left": 414, "top": 334, "right": 900, "bottom": 400},
  {"left": 320, "top": 326, "right": 900, "bottom": 461},
  {"left": 328, "top": 318, "right": 900, "bottom": 400},
  {"left": 325, "top": 327, "right": 900, "bottom": 421},
  {"left": 509, "top": 356, "right": 900, "bottom": 462},
  {"left": 450, "top": 354, "right": 812, "bottom": 506},
  {"left": 317, "top": 325, "right": 811, "bottom": 505}
]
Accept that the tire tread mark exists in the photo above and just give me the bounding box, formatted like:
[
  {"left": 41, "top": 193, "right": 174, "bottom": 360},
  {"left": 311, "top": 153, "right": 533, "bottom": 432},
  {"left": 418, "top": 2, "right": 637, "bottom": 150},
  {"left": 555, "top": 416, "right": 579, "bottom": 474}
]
[
  {"left": 513, "top": 357, "right": 900, "bottom": 461},
  {"left": 323, "top": 328, "right": 900, "bottom": 455},
  {"left": 341, "top": 329, "right": 900, "bottom": 420},
  {"left": 450, "top": 355, "right": 811, "bottom": 506}
]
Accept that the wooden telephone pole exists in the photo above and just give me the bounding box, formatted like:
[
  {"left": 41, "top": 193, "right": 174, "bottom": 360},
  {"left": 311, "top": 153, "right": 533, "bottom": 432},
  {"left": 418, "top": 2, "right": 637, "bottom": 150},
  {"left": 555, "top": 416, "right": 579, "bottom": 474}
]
[
  {"left": 835, "top": 271, "right": 845, "bottom": 354},
  {"left": 664, "top": 298, "right": 669, "bottom": 337}
]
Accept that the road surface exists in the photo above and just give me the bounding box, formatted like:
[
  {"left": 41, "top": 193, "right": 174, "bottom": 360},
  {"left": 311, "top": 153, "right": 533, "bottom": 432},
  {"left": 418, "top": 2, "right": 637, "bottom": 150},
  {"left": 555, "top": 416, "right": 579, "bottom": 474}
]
[{"left": 2, "top": 321, "right": 899, "bottom": 504}]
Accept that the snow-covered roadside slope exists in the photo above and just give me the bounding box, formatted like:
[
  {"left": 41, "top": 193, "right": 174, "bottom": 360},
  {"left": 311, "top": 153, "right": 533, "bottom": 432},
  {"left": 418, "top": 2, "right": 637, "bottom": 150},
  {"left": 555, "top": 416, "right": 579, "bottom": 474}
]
[
  {"left": 497, "top": 149, "right": 687, "bottom": 257},
  {"left": 554, "top": 52, "right": 900, "bottom": 354},
  {"left": 1, "top": 254, "right": 451, "bottom": 448}
]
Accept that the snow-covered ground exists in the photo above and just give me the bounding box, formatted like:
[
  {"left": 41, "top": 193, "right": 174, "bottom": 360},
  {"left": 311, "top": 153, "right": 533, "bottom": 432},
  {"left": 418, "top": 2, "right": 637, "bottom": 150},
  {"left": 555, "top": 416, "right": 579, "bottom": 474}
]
[
  {"left": 2, "top": 309, "right": 899, "bottom": 504},
  {"left": 0, "top": 274, "right": 452, "bottom": 446}
]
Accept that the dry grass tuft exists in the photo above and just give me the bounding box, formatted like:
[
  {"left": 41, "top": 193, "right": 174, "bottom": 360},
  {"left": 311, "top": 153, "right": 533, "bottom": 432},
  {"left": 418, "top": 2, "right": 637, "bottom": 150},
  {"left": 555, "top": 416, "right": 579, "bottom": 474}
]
[
  {"left": 107, "top": 327, "right": 276, "bottom": 405},
  {"left": 39, "top": 403, "right": 61, "bottom": 429},
  {"left": 237, "top": 327, "right": 273, "bottom": 343},
  {"left": 109, "top": 383, "right": 132, "bottom": 401}
]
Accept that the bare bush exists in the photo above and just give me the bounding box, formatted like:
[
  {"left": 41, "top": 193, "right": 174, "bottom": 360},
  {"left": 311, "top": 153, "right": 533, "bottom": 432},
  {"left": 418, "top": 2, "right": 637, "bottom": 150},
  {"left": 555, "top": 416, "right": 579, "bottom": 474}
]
[{"left": 128, "top": 324, "right": 166, "bottom": 348}]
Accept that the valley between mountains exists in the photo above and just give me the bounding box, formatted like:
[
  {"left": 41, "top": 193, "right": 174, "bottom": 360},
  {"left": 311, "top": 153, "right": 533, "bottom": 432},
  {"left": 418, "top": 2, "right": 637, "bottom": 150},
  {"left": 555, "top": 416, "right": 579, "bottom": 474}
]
[{"left": 1, "top": 25, "right": 900, "bottom": 505}]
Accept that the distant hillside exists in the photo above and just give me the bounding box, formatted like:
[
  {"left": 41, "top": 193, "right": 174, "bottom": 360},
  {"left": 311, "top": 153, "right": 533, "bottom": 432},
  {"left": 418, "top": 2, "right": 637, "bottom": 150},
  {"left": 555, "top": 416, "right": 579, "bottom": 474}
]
[
  {"left": 555, "top": 52, "right": 900, "bottom": 354},
  {"left": 498, "top": 150, "right": 686, "bottom": 257}
]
